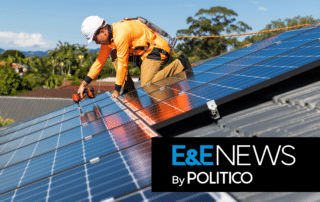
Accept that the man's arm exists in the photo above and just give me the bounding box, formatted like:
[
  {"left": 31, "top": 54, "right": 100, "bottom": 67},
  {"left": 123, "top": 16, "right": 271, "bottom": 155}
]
[
  {"left": 78, "top": 45, "right": 110, "bottom": 98},
  {"left": 112, "top": 32, "right": 130, "bottom": 98}
]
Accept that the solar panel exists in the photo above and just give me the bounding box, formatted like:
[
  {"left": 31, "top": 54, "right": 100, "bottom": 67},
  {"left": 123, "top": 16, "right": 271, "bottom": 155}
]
[
  {"left": 0, "top": 92, "right": 158, "bottom": 195},
  {"left": 0, "top": 89, "right": 234, "bottom": 201},
  {"left": 117, "top": 26, "right": 320, "bottom": 129},
  {"left": 116, "top": 187, "right": 236, "bottom": 202},
  {"left": 0, "top": 141, "right": 152, "bottom": 201},
  {"left": 119, "top": 27, "right": 313, "bottom": 103},
  {"left": 0, "top": 94, "right": 114, "bottom": 140},
  {"left": 0, "top": 93, "right": 148, "bottom": 159}
]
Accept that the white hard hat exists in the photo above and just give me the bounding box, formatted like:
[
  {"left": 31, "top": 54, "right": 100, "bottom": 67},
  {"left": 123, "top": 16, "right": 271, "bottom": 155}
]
[{"left": 81, "top": 16, "right": 105, "bottom": 45}]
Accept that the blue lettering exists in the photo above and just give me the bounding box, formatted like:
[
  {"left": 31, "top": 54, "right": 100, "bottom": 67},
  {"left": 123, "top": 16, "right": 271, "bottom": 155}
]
[
  {"left": 200, "top": 145, "right": 214, "bottom": 166},
  {"left": 186, "top": 149, "right": 202, "bottom": 166},
  {"left": 172, "top": 145, "right": 186, "bottom": 166}
]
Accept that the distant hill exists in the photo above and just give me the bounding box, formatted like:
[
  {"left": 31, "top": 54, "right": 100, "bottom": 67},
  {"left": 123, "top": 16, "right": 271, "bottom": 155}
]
[
  {"left": 0, "top": 48, "right": 4, "bottom": 53},
  {"left": 22, "top": 51, "right": 48, "bottom": 57},
  {"left": 90, "top": 48, "right": 100, "bottom": 53}
]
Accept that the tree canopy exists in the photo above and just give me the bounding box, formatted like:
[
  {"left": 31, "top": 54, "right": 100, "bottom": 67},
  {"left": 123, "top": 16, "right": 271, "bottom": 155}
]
[
  {"left": 0, "top": 65, "right": 30, "bottom": 95},
  {"left": 176, "top": 6, "right": 252, "bottom": 59},
  {"left": 0, "top": 50, "right": 25, "bottom": 60}
]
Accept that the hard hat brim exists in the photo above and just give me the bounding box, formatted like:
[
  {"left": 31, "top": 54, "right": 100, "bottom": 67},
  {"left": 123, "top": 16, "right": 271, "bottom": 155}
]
[{"left": 87, "top": 37, "right": 93, "bottom": 45}]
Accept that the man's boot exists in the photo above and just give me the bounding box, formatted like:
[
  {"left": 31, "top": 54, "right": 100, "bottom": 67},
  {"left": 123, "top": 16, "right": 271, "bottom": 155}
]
[{"left": 177, "top": 54, "right": 194, "bottom": 77}]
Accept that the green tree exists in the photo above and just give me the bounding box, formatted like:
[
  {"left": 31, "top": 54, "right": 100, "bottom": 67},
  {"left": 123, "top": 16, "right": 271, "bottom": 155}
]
[
  {"left": 176, "top": 6, "right": 252, "bottom": 60},
  {"left": 22, "top": 73, "right": 44, "bottom": 90},
  {"left": 0, "top": 50, "right": 25, "bottom": 61},
  {"left": 240, "top": 15, "right": 320, "bottom": 46},
  {"left": 45, "top": 75, "right": 63, "bottom": 88},
  {"left": 0, "top": 65, "right": 24, "bottom": 95}
]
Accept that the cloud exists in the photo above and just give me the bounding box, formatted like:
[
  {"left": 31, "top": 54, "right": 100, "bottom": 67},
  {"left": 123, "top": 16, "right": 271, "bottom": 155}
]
[
  {"left": 251, "top": 1, "right": 259, "bottom": 4},
  {"left": 259, "top": 7, "right": 268, "bottom": 11},
  {"left": 0, "top": 31, "right": 53, "bottom": 49}
]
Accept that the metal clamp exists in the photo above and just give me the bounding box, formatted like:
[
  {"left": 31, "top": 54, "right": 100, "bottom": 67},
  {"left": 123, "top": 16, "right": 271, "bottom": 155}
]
[
  {"left": 207, "top": 100, "right": 220, "bottom": 119},
  {"left": 101, "top": 198, "right": 115, "bottom": 202},
  {"left": 90, "top": 157, "right": 100, "bottom": 164}
]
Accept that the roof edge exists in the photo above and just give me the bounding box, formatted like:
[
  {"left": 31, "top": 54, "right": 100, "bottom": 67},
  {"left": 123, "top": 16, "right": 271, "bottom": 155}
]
[{"left": 0, "top": 96, "right": 72, "bottom": 101}]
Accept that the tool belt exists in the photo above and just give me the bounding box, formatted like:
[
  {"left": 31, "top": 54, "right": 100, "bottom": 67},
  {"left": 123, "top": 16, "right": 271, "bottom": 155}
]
[{"left": 132, "top": 47, "right": 169, "bottom": 68}]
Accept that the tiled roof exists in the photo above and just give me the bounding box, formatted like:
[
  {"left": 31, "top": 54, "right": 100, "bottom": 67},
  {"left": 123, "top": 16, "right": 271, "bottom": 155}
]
[
  {"left": 0, "top": 96, "right": 74, "bottom": 123},
  {"left": 17, "top": 84, "right": 113, "bottom": 99},
  {"left": 17, "top": 88, "right": 81, "bottom": 98}
]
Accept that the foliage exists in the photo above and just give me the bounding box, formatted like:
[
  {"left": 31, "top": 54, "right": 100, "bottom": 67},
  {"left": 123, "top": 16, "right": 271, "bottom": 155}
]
[
  {"left": 22, "top": 73, "right": 46, "bottom": 90},
  {"left": 176, "top": 6, "right": 252, "bottom": 59},
  {"left": 0, "top": 65, "right": 27, "bottom": 95},
  {"left": 239, "top": 15, "right": 320, "bottom": 47},
  {"left": 0, "top": 115, "right": 14, "bottom": 127},
  {"left": 45, "top": 75, "right": 63, "bottom": 88},
  {"left": 70, "top": 76, "right": 82, "bottom": 85},
  {"left": 129, "top": 67, "right": 140, "bottom": 76}
]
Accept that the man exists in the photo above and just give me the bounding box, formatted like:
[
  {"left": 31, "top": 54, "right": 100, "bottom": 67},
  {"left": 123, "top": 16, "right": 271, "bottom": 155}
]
[{"left": 78, "top": 16, "right": 192, "bottom": 98}]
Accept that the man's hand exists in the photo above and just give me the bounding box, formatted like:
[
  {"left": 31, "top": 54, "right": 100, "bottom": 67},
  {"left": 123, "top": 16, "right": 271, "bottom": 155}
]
[
  {"left": 112, "top": 90, "right": 120, "bottom": 98},
  {"left": 77, "top": 81, "right": 88, "bottom": 99}
]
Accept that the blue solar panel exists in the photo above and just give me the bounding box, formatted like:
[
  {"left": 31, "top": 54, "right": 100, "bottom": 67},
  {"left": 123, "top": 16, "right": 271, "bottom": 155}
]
[
  {"left": 0, "top": 109, "right": 153, "bottom": 171},
  {"left": 124, "top": 27, "right": 320, "bottom": 127},
  {"left": 0, "top": 141, "right": 152, "bottom": 201},
  {"left": 0, "top": 93, "right": 147, "bottom": 160},
  {"left": 118, "top": 189, "right": 218, "bottom": 201},
  {"left": 119, "top": 27, "right": 313, "bottom": 104},
  {"left": 191, "top": 27, "right": 312, "bottom": 73},
  {"left": 0, "top": 92, "right": 158, "bottom": 199},
  {"left": 0, "top": 92, "right": 118, "bottom": 139}
]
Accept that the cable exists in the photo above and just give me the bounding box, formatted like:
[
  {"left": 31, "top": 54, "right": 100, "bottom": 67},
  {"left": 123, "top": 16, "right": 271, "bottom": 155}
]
[{"left": 172, "top": 24, "right": 310, "bottom": 67}]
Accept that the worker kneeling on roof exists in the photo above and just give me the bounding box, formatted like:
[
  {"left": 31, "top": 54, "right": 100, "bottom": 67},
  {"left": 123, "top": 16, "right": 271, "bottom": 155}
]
[{"left": 78, "top": 16, "right": 192, "bottom": 98}]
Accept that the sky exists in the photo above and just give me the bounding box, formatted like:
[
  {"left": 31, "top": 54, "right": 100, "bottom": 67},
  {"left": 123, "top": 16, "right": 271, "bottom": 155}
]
[{"left": 1, "top": 0, "right": 320, "bottom": 52}]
